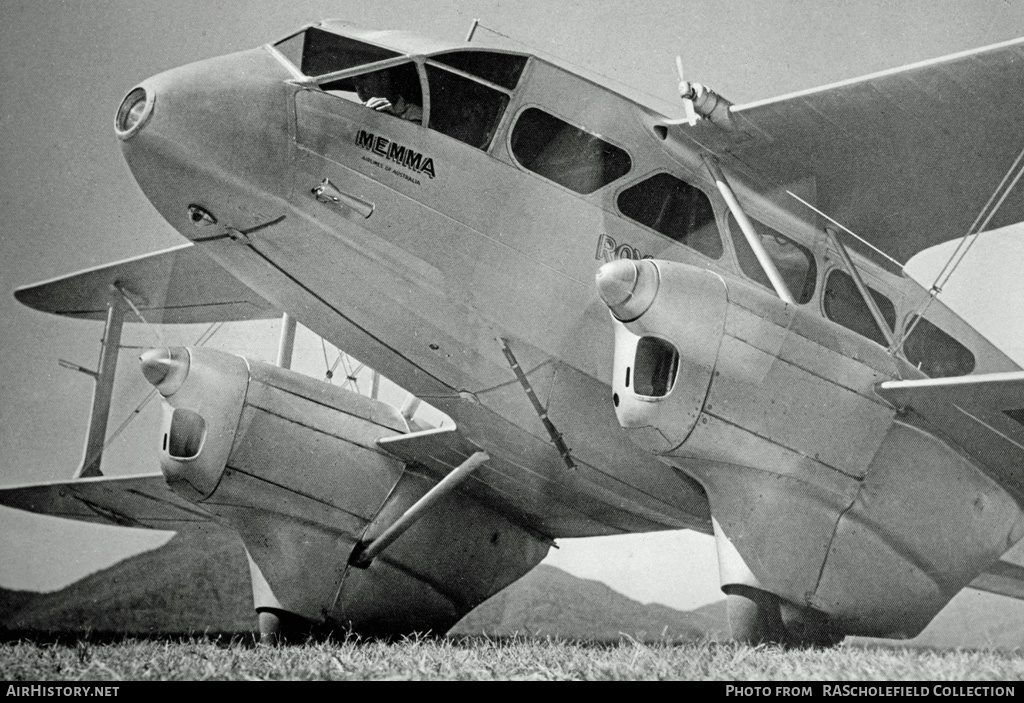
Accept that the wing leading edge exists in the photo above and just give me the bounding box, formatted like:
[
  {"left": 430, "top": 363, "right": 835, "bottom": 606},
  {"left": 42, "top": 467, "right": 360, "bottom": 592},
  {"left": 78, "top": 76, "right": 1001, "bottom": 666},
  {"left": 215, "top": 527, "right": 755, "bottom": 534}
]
[
  {"left": 0, "top": 473, "right": 215, "bottom": 530},
  {"left": 877, "top": 371, "right": 1024, "bottom": 500},
  {"left": 15, "top": 243, "right": 279, "bottom": 324}
]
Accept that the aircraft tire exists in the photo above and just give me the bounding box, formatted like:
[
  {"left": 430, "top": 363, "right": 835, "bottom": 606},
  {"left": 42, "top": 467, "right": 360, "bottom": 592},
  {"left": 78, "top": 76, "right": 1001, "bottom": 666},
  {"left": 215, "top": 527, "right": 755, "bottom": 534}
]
[
  {"left": 723, "top": 585, "right": 791, "bottom": 645},
  {"left": 257, "top": 607, "right": 314, "bottom": 645}
]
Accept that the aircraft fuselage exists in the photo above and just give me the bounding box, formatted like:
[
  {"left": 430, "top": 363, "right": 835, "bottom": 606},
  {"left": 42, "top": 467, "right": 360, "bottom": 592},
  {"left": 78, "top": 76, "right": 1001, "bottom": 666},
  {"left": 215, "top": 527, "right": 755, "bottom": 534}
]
[{"left": 116, "top": 23, "right": 1024, "bottom": 639}]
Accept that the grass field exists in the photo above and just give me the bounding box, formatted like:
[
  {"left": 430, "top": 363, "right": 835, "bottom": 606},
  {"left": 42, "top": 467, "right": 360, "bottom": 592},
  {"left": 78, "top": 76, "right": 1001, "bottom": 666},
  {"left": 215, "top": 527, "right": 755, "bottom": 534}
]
[{"left": 3, "top": 636, "right": 1024, "bottom": 681}]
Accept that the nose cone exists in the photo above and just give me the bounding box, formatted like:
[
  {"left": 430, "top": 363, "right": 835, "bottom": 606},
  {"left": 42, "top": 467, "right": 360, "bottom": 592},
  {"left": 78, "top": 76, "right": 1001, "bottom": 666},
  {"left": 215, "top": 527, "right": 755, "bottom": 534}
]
[
  {"left": 140, "top": 347, "right": 190, "bottom": 396},
  {"left": 596, "top": 259, "right": 660, "bottom": 322},
  {"left": 118, "top": 47, "right": 293, "bottom": 237}
]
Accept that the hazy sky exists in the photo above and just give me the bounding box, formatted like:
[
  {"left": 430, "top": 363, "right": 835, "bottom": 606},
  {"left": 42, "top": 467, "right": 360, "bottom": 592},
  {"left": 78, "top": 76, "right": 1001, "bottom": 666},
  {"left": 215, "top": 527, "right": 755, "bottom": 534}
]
[{"left": 1, "top": 0, "right": 1023, "bottom": 614}]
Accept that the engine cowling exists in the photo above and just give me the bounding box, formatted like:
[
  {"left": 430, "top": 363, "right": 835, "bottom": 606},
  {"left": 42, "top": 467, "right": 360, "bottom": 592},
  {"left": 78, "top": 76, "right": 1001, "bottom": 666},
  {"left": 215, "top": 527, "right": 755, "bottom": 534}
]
[
  {"left": 143, "top": 347, "right": 549, "bottom": 637},
  {"left": 597, "top": 259, "right": 1024, "bottom": 642},
  {"left": 597, "top": 258, "right": 727, "bottom": 455}
]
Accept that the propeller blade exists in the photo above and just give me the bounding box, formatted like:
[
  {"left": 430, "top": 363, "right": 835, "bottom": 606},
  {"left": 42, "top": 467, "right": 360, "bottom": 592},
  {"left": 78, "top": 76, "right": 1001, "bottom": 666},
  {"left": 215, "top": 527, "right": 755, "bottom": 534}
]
[
  {"left": 676, "top": 55, "right": 698, "bottom": 127},
  {"left": 684, "top": 98, "right": 698, "bottom": 127}
]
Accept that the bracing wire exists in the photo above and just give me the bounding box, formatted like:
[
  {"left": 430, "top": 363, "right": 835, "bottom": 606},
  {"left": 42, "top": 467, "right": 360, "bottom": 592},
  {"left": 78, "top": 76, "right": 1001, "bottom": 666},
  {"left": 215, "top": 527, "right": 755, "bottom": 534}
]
[
  {"left": 895, "top": 142, "right": 1024, "bottom": 348},
  {"left": 99, "top": 320, "right": 227, "bottom": 452},
  {"left": 786, "top": 191, "right": 904, "bottom": 270},
  {"left": 319, "top": 335, "right": 366, "bottom": 392}
]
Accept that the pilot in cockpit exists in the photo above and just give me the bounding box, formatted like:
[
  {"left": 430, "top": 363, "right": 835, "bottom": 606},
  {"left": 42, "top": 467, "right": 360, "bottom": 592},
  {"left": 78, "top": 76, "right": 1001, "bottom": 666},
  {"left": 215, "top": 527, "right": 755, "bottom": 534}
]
[{"left": 353, "top": 70, "right": 423, "bottom": 124}]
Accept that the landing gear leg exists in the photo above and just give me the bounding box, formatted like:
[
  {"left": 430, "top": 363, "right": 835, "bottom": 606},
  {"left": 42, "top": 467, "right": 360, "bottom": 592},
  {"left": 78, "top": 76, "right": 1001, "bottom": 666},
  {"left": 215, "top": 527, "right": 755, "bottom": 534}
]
[{"left": 723, "top": 584, "right": 790, "bottom": 645}]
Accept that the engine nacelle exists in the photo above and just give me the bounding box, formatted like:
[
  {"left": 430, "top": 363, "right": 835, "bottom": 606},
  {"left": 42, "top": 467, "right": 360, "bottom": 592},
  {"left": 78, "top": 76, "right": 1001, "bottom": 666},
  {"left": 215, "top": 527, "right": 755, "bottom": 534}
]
[
  {"left": 143, "top": 347, "right": 549, "bottom": 637},
  {"left": 597, "top": 259, "right": 1024, "bottom": 640},
  {"left": 598, "top": 258, "right": 727, "bottom": 454}
]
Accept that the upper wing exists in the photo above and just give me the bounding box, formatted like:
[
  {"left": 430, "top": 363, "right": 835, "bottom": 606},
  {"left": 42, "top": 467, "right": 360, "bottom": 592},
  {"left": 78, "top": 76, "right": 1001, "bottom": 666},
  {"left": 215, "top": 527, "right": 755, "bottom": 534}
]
[
  {"left": 687, "top": 37, "right": 1024, "bottom": 266},
  {"left": 0, "top": 473, "right": 214, "bottom": 530},
  {"left": 15, "top": 243, "right": 279, "bottom": 324},
  {"left": 876, "top": 371, "right": 1024, "bottom": 501}
]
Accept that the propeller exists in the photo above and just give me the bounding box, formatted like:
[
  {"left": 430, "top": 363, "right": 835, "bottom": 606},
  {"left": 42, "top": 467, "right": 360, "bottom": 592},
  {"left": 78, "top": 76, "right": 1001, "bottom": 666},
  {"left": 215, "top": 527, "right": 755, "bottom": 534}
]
[{"left": 676, "top": 55, "right": 700, "bottom": 127}]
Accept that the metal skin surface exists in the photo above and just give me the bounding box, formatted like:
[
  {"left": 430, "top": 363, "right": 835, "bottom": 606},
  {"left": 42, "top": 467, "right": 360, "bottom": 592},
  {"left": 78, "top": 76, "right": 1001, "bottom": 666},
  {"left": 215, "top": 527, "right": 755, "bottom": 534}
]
[
  {"left": 79, "top": 23, "right": 1022, "bottom": 642},
  {"left": 604, "top": 260, "right": 1024, "bottom": 638},
  {"left": 605, "top": 260, "right": 728, "bottom": 454},
  {"left": 120, "top": 41, "right": 714, "bottom": 540},
  {"left": 150, "top": 346, "right": 549, "bottom": 634}
]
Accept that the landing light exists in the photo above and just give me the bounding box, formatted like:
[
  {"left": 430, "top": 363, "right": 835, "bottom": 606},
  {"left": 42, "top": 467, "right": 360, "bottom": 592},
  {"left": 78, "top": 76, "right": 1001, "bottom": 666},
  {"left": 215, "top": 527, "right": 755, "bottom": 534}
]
[
  {"left": 115, "top": 87, "right": 152, "bottom": 140},
  {"left": 187, "top": 204, "right": 218, "bottom": 227}
]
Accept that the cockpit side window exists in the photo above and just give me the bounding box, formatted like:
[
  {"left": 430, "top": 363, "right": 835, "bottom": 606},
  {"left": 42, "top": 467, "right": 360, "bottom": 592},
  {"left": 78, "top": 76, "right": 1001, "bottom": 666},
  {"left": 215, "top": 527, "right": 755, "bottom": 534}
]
[
  {"left": 320, "top": 63, "right": 424, "bottom": 123},
  {"left": 432, "top": 52, "right": 528, "bottom": 90},
  {"left": 903, "top": 315, "right": 975, "bottom": 377},
  {"left": 425, "top": 65, "right": 509, "bottom": 149},
  {"left": 618, "top": 173, "right": 722, "bottom": 259},
  {"left": 510, "top": 108, "right": 632, "bottom": 194},
  {"left": 730, "top": 214, "right": 817, "bottom": 304},
  {"left": 275, "top": 28, "right": 399, "bottom": 77},
  {"left": 823, "top": 269, "right": 896, "bottom": 346}
]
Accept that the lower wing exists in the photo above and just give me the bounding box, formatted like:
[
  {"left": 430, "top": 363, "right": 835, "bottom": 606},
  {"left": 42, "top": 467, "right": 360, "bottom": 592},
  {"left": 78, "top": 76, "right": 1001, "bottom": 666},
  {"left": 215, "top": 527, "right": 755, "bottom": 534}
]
[{"left": 0, "top": 473, "right": 214, "bottom": 530}]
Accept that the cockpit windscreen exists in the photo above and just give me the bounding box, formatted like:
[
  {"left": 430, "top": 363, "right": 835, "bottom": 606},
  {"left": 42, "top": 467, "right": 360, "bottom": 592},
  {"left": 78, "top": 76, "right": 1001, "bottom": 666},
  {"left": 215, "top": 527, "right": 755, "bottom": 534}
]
[{"left": 275, "top": 27, "right": 400, "bottom": 77}]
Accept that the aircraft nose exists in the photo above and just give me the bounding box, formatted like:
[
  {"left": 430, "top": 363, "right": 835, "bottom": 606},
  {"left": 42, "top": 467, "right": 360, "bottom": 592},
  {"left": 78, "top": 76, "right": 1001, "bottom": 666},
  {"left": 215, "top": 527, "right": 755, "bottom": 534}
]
[
  {"left": 596, "top": 259, "right": 660, "bottom": 321},
  {"left": 117, "top": 48, "right": 294, "bottom": 236}
]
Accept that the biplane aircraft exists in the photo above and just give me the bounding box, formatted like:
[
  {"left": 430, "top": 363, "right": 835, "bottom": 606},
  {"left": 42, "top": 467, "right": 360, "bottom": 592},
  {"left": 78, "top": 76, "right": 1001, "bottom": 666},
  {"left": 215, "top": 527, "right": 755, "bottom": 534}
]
[{"left": 3, "top": 19, "right": 1024, "bottom": 645}]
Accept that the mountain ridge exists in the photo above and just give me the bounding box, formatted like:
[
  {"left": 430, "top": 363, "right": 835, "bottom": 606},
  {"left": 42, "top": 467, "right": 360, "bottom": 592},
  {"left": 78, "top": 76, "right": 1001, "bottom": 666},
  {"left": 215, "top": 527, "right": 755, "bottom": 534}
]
[
  {"left": 1, "top": 528, "right": 727, "bottom": 642},
  {"left": 6, "top": 527, "right": 1024, "bottom": 648}
]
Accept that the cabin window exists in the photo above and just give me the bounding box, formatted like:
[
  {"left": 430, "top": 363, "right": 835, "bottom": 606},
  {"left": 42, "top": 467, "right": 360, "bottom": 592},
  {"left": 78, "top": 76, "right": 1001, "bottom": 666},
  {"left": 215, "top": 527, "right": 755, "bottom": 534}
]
[
  {"left": 823, "top": 270, "right": 896, "bottom": 346},
  {"left": 510, "top": 108, "right": 632, "bottom": 194},
  {"left": 425, "top": 65, "right": 509, "bottom": 149},
  {"left": 319, "top": 63, "right": 424, "bottom": 123},
  {"left": 168, "top": 409, "right": 206, "bottom": 461},
  {"left": 432, "top": 51, "right": 528, "bottom": 90},
  {"left": 729, "top": 214, "right": 817, "bottom": 304},
  {"left": 903, "top": 315, "right": 975, "bottom": 378},
  {"left": 618, "top": 173, "right": 722, "bottom": 259},
  {"left": 634, "top": 337, "right": 679, "bottom": 397},
  {"left": 275, "top": 28, "right": 400, "bottom": 77}
]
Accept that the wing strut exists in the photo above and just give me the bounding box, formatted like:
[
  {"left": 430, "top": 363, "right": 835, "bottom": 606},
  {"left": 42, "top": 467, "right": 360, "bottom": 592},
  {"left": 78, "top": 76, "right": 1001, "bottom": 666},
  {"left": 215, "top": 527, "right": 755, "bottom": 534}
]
[
  {"left": 895, "top": 142, "right": 1024, "bottom": 350},
  {"left": 276, "top": 312, "right": 297, "bottom": 369},
  {"left": 349, "top": 451, "right": 489, "bottom": 568},
  {"left": 702, "top": 156, "right": 796, "bottom": 305},
  {"left": 825, "top": 227, "right": 899, "bottom": 353},
  {"left": 72, "top": 294, "right": 129, "bottom": 478},
  {"left": 499, "top": 338, "right": 577, "bottom": 472}
]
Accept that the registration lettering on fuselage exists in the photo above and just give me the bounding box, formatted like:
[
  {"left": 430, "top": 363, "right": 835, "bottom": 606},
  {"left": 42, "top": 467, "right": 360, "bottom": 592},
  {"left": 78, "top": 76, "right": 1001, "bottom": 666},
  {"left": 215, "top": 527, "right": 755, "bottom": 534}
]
[
  {"left": 355, "top": 130, "right": 436, "bottom": 181},
  {"left": 595, "top": 233, "right": 653, "bottom": 263}
]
